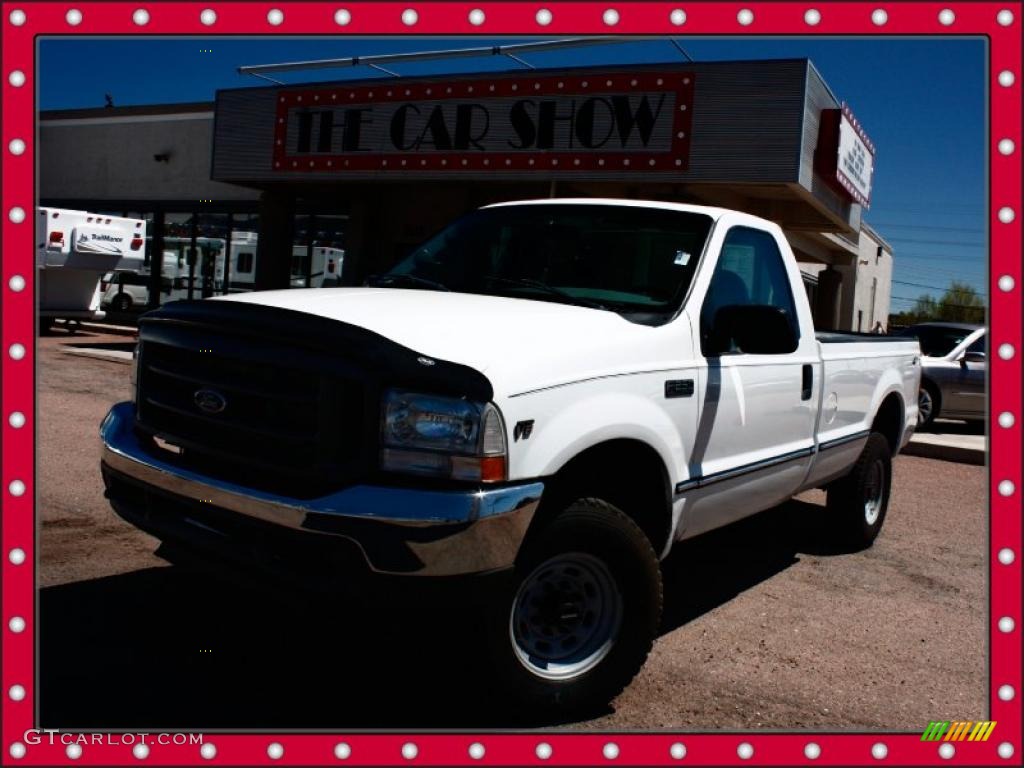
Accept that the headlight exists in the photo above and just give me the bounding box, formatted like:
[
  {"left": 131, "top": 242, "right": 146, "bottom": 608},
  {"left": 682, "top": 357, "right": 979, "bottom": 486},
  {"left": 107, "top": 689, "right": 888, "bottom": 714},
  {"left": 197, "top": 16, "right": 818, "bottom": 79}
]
[{"left": 380, "top": 389, "right": 507, "bottom": 482}]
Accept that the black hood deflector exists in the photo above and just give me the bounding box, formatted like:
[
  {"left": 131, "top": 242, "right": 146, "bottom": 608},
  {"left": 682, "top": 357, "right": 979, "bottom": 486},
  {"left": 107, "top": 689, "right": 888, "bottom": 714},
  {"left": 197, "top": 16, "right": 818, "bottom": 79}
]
[{"left": 138, "top": 299, "right": 494, "bottom": 402}]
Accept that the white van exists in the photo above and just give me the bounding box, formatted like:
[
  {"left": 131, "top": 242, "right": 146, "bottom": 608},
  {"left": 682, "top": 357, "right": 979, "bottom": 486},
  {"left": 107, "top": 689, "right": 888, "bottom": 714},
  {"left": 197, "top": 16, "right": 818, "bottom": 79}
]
[{"left": 37, "top": 208, "right": 146, "bottom": 329}]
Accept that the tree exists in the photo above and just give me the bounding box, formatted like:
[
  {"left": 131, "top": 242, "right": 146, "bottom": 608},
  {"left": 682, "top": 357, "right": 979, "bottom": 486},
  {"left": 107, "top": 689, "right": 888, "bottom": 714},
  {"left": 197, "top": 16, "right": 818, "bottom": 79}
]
[
  {"left": 937, "top": 281, "right": 985, "bottom": 323},
  {"left": 889, "top": 281, "right": 985, "bottom": 327}
]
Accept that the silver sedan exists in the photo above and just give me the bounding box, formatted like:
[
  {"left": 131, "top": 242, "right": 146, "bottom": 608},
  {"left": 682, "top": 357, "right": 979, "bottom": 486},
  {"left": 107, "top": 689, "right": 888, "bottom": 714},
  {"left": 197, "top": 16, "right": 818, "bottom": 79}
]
[{"left": 897, "top": 322, "right": 985, "bottom": 427}]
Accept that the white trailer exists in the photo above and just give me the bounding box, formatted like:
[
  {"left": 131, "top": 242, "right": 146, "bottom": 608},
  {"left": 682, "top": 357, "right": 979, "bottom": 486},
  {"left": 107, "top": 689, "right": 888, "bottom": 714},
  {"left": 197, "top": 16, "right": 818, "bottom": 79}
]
[{"left": 37, "top": 208, "right": 146, "bottom": 330}]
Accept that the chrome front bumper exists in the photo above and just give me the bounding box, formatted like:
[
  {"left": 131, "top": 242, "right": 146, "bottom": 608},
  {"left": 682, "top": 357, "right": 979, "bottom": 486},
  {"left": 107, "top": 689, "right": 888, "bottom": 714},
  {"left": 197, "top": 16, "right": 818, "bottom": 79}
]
[{"left": 100, "top": 402, "right": 543, "bottom": 577}]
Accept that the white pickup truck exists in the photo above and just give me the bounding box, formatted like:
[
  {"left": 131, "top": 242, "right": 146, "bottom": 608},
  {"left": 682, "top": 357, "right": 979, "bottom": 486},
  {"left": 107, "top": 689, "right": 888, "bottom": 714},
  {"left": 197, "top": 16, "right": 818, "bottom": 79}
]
[{"left": 100, "top": 199, "right": 920, "bottom": 710}]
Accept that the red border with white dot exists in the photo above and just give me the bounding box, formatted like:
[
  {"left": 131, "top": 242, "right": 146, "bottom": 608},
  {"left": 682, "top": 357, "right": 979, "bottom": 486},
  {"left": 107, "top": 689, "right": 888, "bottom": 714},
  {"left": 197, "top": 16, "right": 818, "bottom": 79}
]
[{"left": 1, "top": 3, "right": 1020, "bottom": 766}]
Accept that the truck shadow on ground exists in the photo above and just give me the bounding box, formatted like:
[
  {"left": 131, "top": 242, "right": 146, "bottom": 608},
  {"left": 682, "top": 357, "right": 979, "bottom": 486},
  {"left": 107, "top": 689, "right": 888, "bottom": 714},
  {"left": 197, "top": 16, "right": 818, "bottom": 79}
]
[{"left": 39, "top": 498, "right": 843, "bottom": 730}]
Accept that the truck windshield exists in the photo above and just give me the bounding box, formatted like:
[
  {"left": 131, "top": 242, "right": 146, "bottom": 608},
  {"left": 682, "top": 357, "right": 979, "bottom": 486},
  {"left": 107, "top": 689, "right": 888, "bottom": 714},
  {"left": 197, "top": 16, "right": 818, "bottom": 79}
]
[{"left": 380, "top": 204, "right": 714, "bottom": 321}]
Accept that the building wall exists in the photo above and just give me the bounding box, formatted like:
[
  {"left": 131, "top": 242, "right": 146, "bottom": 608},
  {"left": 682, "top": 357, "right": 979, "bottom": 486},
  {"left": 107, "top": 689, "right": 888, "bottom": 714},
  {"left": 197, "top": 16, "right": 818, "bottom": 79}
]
[{"left": 40, "top": 108, "right": 259, "bottom": 203}]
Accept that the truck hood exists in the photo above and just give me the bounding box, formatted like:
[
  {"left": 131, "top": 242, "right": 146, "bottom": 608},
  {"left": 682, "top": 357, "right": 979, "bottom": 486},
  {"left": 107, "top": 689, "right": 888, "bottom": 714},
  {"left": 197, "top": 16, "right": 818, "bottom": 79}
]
[{"left": 215, "top": 288, "right": 678, "bottom": 396}]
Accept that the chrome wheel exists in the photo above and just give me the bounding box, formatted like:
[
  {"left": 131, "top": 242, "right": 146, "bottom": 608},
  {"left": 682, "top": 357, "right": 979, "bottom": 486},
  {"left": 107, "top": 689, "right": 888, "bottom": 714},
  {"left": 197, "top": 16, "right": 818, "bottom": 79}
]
[
  {"left": 918, "top": 386, "right": 934, "bottom": 425},
  {"left": 863, "top": 458, "right": 886, "bottom": 526},
  {"left": 510, "top": 552, "right": 623, "bottom": 681}
]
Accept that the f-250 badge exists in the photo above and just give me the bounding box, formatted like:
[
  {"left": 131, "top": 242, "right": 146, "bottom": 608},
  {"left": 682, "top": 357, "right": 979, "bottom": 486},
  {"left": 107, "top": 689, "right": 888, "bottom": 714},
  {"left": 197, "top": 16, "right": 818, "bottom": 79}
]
[{"left": 513, "top": 420, "right": 534, "bottom": 441}]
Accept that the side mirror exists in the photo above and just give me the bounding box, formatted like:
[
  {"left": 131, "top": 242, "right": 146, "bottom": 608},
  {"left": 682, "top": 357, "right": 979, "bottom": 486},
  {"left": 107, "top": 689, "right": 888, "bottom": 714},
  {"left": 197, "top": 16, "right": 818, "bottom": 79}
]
[
  {"left": 961, "top": 351, "right": 985, "bottom": 366},
  {"left": 708, "top": 305, "right": 799, "bottom": 356}
]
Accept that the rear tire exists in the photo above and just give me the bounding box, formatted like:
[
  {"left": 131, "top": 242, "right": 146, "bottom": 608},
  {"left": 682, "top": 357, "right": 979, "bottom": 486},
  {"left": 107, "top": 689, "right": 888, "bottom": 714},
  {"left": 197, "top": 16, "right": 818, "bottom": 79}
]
[
  {"left": 112, "top": 294, "right": 133, "bottom": 312},
  {"left": 825, "top": 432, "right": 892, "bottom": 550},
  {"left": 485, "top": 498, "right": 662, "bottom": 715}
]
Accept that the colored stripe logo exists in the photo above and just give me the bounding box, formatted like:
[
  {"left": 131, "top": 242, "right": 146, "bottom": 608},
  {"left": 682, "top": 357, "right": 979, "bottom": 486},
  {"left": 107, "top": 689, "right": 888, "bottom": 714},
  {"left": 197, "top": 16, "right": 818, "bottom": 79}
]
[{"left": 922, "top": 721, "right": 996, "bottom": 742}]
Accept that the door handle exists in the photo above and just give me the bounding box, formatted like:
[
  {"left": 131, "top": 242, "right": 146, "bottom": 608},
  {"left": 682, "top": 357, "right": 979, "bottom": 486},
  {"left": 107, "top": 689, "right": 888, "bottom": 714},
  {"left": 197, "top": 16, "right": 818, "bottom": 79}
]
[{"left": 801, "top": 364, "right": 813, "bottom": 401}]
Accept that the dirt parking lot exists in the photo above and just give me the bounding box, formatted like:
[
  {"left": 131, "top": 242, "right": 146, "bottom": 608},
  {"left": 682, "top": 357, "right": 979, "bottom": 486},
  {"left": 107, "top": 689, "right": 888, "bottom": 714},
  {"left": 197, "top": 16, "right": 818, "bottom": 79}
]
[{"left": 37, "top": 329, "right": 987, "bottom": 731}]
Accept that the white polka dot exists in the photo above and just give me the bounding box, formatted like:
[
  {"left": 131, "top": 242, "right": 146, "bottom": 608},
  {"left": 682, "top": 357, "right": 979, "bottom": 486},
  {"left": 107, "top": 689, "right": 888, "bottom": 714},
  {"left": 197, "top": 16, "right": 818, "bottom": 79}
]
[
  {"left": 998, "top": 742, "right": 1014, "bottom": 759},
  {"left": 133, "top": 743, "right": 149, "bottom": 760},
  {"left": 938, "top": 743, "right": 955, "bottom": 759},
  {"left": 603, "top": 743, "right": 619, "bottom": 759},
  {"left": 805, "top": 743, "right": 821, "bottom": 759},
  {"left": 401, "top": 8, "right": 417, "bottom": 25},
  {"left": 871, "top": 8, "right": 888, "bottom": 25},
  {"left": 999, "top": 684, "right": 1015, "bottom": 700},
  {"left": 998, "top": 411, "right": 1015, "bottom": 428},
  {"left": 536, "top": 8, "right": 552, "bottom": 25},
  {"left": 9, "top": 275, "right": 26, "bottom": 292},
  {"left": 267, "top": 8, "right": 283, "bottom": 25},
  {"left": 9, "top": 70, "right": 26, "bottom": 87},
  {"left": 9, "top": 9, "right": 26, "bottom": 25},
  {"left": 132, "top": 8, "right": 149, "bottom": 25},
  {"left": 8, "top": 684, "right": 25, "bottom": 701},
  {"left": 334, "top": 8, "right": 351, "bottom": 25},
  {"left": 998, "top": 70, "right": 1015, "bottom": 87},
  {"left": 8, "top": 480, "right": 25, "bottom": 497},
  {"left": 998, "top": 206, "right": 1015, "bottom": 223},
  {"left": 200, "top": 8, "right": 216, "bottom": 25},
  {"left": 9, "top": 207, "right": 26, "bottom": 223},
  {"left": 9, "top": 343, "right": 25, "bottom": 360},
  {"left": 334, "top": 742, "right": 351, "bottom": 759},
  {"left": 998, "top": 343, "right": 1015, "bottom": 360},
  {"left": 804, "top": 9, "right": 821, "bottom": 25},
  {"left": 998, "top": 616, "right": 1015, "bottom": 632},
  {"left": 200, "top": 743, "right": 216, "bottom": 760},
  {"left": 536, "top": 743, "right": 552, "bottom": 760},
  {"left": 66, "top": 744, "right": 82, "bottom": 760},
  {"left": 998, "top": 138, "right": 1015, "bottom": 155},
  {"left": 468, "top": 743, "right": 485, "bottom": 760},
  {"left": 999, "top": 274, "right": 1016, "bottom": 291},
  {"left": 603, "top": 8, "right": 619, "bottom": 25},
  {"left": 737, "top": 743, "right": 753, "bottom": 760},
  {"left": 9, "top": 742, "right": 26, "bottom": 759},
  {"left": 468, "top": 8, "right": 484, "bottom": 25},
  {"left": 737, "top": 8, "right": 754, "bottom": 25},
  {"left": 999, "top": 480, "right": 1016, "bottom": 496},
  {"left": 999, "top": 548, "right": 1015, "bottom": 565},
  {"left": 938, "top": 8, "right": 955, "bottom": 25},
  {"left": 65, "top": 8, "right": 82, "bottom": 25},
  {"left": 669, "top": 743, "right": 686, "bottom": 759},
  {"left": 9, "top": 616, "right": 26, "bottom": 633},
  {"left": 872, "top": 743, "right": 888, "bottom": 759},
  {"left": 670, "top": 8, "right": 686, "bottom": 25},
  {"left": 997, "top": 9, "right": 1014, "bottom": 25},
  {"left": 401, "top": 743, "right": 418, "bottom": 760},
  {"left": 9, "top": 548, "right": 26, "bottom": 565},
  {"left": 268, "top": 743, "right": 284, "bottom": 759}
]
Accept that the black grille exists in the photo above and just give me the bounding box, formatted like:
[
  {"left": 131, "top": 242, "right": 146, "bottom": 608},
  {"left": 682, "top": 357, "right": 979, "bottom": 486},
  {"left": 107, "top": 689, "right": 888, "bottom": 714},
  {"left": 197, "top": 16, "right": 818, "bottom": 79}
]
[{"left": 136, "top": 340, "right": 366, "bottom": 494}]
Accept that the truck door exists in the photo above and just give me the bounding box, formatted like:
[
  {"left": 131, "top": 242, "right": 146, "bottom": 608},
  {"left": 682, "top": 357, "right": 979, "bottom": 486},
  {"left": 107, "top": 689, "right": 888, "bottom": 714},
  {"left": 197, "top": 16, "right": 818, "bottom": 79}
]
[{"left": 680, "top": 224, "right": 819, "bottom": 538}]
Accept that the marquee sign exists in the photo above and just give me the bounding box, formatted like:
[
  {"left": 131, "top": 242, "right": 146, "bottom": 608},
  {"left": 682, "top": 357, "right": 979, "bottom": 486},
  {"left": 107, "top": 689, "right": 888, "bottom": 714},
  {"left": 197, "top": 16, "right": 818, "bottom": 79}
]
[
  {"left": 272, "top": 71, "right": 694, "bottom": 173},
  {"left": 816, "top": 103, "right": 875, "bottom": 208}
]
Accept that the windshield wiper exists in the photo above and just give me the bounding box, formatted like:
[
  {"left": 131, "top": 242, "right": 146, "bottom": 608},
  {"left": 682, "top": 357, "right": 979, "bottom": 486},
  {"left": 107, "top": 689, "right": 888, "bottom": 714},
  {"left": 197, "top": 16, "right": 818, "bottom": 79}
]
[
  {"left": 482, "top": 276, "right": 612, "bottom": 311},
  {"left": 365, "top": 273, "right": 450, "bottom": 292}
]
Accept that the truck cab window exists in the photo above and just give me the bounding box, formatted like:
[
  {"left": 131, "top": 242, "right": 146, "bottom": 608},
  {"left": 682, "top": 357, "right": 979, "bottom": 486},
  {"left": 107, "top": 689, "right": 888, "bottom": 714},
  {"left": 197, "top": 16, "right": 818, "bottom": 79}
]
[{"left": 700, "top": 226, "right": 799, "bottom": 354}]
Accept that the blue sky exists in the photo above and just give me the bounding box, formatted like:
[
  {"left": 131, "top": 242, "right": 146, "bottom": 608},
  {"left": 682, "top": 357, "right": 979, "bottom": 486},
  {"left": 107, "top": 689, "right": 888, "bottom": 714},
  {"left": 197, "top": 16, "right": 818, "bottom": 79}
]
[{"left": 38, "top": 37, "right": 988, "bottom": 307}]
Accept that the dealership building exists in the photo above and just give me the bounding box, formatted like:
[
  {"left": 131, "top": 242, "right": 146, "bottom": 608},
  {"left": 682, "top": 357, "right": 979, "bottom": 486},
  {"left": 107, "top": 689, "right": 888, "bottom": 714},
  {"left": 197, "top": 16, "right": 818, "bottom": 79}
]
[{"left": 40, "top": 55, "right": 892, "bottom": 332}]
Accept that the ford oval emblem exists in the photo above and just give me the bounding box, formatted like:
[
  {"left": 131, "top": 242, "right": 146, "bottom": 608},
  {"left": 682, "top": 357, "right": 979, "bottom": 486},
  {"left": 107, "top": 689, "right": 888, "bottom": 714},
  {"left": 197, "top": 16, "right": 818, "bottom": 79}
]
[
  {"left": 417, "top": 356, "right": 436, "bottom": 367},
  {"left": 194, "top": 388, "right": 227, "bottom": 415}
]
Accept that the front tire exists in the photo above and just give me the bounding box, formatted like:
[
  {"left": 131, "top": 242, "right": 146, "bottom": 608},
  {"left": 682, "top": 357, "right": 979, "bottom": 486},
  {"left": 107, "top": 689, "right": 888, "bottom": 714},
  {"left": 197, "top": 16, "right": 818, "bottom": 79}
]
[
  {"left": 825, "top": 432, "right": 892, "bottom": 550},
  {"left": 112, "top": 293, "right": 133, "bottom": 312},
  {"left": 917, "top": 380, "right": 940, "bottom": 428},
  {"left": 486, "top": 498, "right": 662, "bottom": 714}
]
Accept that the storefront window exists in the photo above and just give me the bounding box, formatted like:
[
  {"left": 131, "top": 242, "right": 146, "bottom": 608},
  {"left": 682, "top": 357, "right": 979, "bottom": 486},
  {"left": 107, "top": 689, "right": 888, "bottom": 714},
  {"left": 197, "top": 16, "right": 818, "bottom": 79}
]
[
  {"left": 229, "top": 212, "right": 259, "bottom": 293},
  {"left": 163, "top": 212, "right": 195, "bottom": 301},
  {"left": 312, "top": 214, "right": 346, "bottom": 286},
  {"left": 194, "top": 213, "right": 230, "bottom": 298},
  {"left": 291, "top": 213, "right": 313, "bottom": 288}
]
